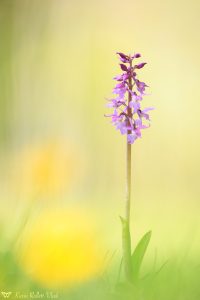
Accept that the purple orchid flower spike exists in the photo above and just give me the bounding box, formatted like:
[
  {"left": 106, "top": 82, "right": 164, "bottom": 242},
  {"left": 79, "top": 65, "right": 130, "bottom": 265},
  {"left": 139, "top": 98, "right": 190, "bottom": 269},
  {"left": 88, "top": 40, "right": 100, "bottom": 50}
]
[{"left": 105, "top": 51, "right": 154, "bottom": 144}]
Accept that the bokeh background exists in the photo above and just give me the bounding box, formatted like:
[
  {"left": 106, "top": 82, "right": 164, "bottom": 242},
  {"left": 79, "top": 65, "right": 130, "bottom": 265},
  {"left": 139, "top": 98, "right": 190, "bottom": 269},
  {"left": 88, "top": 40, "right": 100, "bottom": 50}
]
[{"left": 0, "top": 0, "right": 200, "bottom": 298}]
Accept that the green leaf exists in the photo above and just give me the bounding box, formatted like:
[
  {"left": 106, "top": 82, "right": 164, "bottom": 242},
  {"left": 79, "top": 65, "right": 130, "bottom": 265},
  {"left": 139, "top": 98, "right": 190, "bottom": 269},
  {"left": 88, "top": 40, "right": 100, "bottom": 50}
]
[{"left": 131, "top": 230, "right": 152, "bottom": 282}]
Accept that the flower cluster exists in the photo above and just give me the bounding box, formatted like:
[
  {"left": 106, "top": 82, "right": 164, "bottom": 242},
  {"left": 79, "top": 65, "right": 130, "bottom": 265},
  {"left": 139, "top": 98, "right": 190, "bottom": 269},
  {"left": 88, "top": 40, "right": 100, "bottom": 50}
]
[{"left": 105, "top": 52, "right": 153, "bottom": 144}]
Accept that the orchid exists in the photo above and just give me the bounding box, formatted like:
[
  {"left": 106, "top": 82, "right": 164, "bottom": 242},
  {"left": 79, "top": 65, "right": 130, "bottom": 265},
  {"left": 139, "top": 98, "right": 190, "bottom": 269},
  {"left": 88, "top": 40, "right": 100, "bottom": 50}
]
[
  {"left": 105, "top": 52, "right": 154, "bottom": 283},
  {"left": 105, "top": 52, "right": 153, "bottom": 144}
]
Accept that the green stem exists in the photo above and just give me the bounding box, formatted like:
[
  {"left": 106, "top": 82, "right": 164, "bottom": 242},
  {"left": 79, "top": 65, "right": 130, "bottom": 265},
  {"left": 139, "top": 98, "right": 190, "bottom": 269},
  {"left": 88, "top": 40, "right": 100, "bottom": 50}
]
[
  {"left": 121, "top": 142, "right": 132, "bottom": 281},
  {"left": 126, "top": 143, "right": 131, "bottom": 225}
]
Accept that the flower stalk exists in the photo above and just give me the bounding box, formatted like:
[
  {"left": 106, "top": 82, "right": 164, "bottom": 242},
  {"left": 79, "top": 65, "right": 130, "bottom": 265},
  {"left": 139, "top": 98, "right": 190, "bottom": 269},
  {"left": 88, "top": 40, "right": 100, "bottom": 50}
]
[
  {"left": 105, "top": 51, "right": 153, "bottom": 282},
  {"left": 122, "top": 57, "right": 133, "bottom": 281},
  {"left": 121, "top": 140, "right": 132, "bottom": 281}
]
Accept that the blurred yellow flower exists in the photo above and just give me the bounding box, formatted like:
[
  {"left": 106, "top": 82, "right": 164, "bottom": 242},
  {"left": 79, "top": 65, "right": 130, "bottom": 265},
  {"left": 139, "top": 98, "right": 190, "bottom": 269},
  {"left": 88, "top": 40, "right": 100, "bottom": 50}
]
[
  {"left": 13, "top": 141, "right": 80, "bottom": 197},
  {"left": 19, "top": 208, "right": 104, "bottom": 288}
]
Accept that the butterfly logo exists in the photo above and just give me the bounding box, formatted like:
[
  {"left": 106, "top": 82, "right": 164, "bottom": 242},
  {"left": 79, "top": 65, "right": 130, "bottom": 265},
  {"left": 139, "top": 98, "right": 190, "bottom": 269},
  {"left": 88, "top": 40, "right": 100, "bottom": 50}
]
[{"left": 1, "top": 292, "right": 12, "bottom": 298}]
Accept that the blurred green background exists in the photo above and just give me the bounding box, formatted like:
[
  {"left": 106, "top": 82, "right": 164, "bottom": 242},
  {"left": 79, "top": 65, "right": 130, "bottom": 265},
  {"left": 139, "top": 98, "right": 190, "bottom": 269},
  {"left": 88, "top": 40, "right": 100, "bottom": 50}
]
[{"left": 0, "top": 0, "right": 200, "bottom": 298}]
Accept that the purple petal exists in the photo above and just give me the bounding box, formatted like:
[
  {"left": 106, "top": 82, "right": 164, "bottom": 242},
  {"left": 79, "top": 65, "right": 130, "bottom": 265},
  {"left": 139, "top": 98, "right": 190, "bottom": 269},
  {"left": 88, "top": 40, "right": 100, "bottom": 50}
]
[
  {"left": 134, "top": 53, "right": 141, "bottom": 58},
  {"left": 134, "top": 127, "right": 142, "bottom": 137},
  {"left": 135, "top": 63, "right": 147, "bottom": 69},
  {"left": 120, "top": 57, "right": 129, "bottom": 63},
  {"left": 131, "top": 53, "right": 141, "bottom": 60},
  {"left": 115, "top": 82, "right": 125, "bottom": 89},
  {"left": 117, "top": 52, "right": 129, "bottom": 60},
  {"left": 127, "top": 133, "right": 137, "bottom": 144},
  {"left": 120, "top": 64, "right": 128, "bottom": 71},
  {"left": 135, "top": 80, "right": 148, "bottom": 94},
  {"left": 113, "top": 74, "right": 123, "bottom": 81},
  {"left": 137, "top": 110, "right": 150, "bottom": 120},
  {"left": 116, "top": 121, "right": 127, "bottom": 135},
  {"left": 123, "top": 73, "right": 129, "bottom": 80},
  {"left": 131, "top": 91, "right": 143, "bottom": 101},
  {"left": 134, "top": 118, "right": 142, "bottom": 127},
  {"left": 129, "top": 101, "right": 140, "bottom": 113},
  {"left": 142, "top": 107, "right": 154, "bottom": 112}
]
